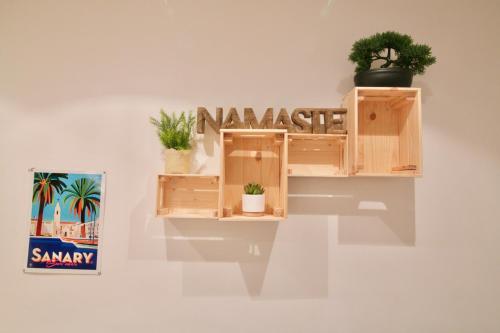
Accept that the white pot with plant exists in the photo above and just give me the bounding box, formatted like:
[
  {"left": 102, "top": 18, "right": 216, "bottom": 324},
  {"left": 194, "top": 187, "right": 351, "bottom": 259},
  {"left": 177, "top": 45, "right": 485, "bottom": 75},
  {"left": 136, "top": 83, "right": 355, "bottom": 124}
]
[
  {"left": 150, "top": 110, "right": 195, "bottom": 174},
  {"left": 242, "top": 183, "right": 265, "bottom": 216}
]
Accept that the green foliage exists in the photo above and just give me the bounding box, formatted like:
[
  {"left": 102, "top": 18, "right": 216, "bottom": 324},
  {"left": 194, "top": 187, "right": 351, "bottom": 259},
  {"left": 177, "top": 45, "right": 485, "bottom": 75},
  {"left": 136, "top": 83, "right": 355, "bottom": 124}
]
[
  {"left": 32, "top": 172, "right": 69, "bottom": 236},
  {"left": 63, "top": 177, "right": 101, "bottom": 222},
  {"left": 349, "top": 31, "right": 436, "bottom": 75},
  {"left": 150, "top": 110, "right": 196, "bottom": 150},
  {"left": 32, "top": 173, "right": 68, "bottom": 204},
  {"left": 244, "top": 183, "right": 265, "bottom": 195}
]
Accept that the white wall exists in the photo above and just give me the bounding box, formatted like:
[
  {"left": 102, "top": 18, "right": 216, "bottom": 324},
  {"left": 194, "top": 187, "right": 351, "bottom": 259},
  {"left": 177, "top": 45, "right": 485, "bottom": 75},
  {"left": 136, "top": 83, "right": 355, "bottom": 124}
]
[{"left": 1, "top": 1, "right": 500, "bottom": 332}]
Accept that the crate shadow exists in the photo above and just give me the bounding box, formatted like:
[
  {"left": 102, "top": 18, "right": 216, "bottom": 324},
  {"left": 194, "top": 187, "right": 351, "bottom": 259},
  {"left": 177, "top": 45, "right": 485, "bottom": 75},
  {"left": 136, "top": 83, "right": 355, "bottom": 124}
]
[
  {"left": 163, "top": 216, "right": 328, "bottom": 299},
  {"left": 289, "top": 177, "right": 416, "bottom": 246},
  {"left": 128, "top": 174, "right": 328, "bottom": 299},
  {"left": 164, "top": 219, "right": 277, "bottom": 297}
]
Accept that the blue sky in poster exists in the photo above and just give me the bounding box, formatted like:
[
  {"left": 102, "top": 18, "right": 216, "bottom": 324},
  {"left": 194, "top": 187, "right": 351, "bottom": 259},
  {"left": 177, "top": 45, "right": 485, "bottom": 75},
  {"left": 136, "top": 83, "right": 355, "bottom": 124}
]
[{"left": 31, "top": 173, "right": 103, "bottom": 223}]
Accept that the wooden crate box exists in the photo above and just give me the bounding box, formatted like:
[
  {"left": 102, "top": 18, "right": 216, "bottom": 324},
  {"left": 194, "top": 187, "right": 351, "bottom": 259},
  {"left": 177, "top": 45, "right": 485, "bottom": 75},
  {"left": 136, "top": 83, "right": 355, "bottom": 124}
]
[
  {"left": 219, "top": 129, "right": 288, "bottom": 221},
  {"left": 288, "top": 133, "right": 348, "bottom": 177},
  {"left": 156, "top": 174, "right": 219, "bottom": 219},
  {"left": 343, "top": 87, "right": 422, "bottom": 176}
]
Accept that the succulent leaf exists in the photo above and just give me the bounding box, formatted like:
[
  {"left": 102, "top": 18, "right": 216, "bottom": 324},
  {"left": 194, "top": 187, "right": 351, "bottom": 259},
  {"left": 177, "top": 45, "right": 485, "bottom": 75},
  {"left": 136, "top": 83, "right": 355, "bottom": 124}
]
[{"left": 244, "top": 182, "right": 265, "bottom": 195}]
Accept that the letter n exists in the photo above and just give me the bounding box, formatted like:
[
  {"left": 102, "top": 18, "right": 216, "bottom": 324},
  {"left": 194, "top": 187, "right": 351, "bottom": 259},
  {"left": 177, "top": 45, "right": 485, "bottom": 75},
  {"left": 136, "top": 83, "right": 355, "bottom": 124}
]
[{"left": 197, "top": 107, "right": 222, "bottom": 134}]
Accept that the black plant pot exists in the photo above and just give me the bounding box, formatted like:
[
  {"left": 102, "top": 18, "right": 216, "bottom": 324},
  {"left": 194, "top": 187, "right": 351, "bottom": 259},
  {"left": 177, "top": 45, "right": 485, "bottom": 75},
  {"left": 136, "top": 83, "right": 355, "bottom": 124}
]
[{"left": 354, "top": 67, "right": 413, "bottom": 87}]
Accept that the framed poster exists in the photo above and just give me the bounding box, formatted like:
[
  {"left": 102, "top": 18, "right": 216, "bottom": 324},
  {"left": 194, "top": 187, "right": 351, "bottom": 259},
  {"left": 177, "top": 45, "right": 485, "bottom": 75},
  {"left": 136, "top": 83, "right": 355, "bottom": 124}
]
[{"left": 24, "top": 170, "right": 106, "bottom": 274}]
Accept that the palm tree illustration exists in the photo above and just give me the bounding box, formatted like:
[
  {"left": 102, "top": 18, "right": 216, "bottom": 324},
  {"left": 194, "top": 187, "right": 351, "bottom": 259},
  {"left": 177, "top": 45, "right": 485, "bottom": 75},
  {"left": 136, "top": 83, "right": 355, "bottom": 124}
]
[
  {"left": 32, "top": 173, "right": 68, "bottom": 236},
  {"left": 63, "top": 178, "right": 101, "bottom": 239}
]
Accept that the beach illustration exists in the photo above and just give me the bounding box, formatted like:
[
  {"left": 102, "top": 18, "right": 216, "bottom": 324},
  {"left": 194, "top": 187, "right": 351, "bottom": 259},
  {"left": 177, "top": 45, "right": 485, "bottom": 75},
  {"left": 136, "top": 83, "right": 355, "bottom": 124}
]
[{"left": 26, "top": 171, "right": 105, "bottom": 272}]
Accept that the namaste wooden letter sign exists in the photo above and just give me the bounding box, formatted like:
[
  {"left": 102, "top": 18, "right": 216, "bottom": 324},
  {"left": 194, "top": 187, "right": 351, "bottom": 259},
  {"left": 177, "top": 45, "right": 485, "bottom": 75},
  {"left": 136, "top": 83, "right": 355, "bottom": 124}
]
[{"left": 197, "top": 107, "right": 346, "bottom": 134}]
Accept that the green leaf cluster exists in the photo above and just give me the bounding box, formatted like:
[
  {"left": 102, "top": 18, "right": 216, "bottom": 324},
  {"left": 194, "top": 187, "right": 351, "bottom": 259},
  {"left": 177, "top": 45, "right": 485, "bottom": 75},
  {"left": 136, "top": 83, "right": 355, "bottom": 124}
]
[
  {"left": 244, "top": 182, "right": 265, "bottom": 195},
  {"left": 150, "top": 110, "right": 196, "bottom": 150},
  {"left": 348, "top": 31, "right": 436, "bottom": 75},
  {"left": 32, "top": 173, "right": 68, "bottom": 204},
  {"left": 63, "top": 178, "right": 101, "bottom": 222}
]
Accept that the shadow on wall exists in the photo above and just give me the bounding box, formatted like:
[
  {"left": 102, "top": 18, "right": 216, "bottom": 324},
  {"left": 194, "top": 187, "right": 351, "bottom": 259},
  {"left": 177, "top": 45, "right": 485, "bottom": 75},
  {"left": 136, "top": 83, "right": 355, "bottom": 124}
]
[
  {"left": 165, "top": 215, "right": 328, "bottom": 299},
  {"left": 164, "top": 219, "right": 278, "bottom": 298},
  {"left": 289, "top": 177, "right": 416, "bottom": 246},
  {"left": 128, "top": 156, "right": 415, "bottom": 299},
  {"left": 128, "top": 174, "right": 329, "bottom": 299}
]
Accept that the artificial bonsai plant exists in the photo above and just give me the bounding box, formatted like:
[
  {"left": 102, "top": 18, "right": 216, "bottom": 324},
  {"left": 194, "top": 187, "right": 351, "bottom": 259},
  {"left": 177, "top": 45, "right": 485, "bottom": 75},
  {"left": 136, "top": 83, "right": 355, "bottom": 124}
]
[
  {"left": 242, "top": 182, "right": 265, "bottom": 216},
  {"left": 349, "top": 31, "right": 436, "bottom": 87},
  {"left": 150, "top": 110, "right": 196, "bottom": 174}
]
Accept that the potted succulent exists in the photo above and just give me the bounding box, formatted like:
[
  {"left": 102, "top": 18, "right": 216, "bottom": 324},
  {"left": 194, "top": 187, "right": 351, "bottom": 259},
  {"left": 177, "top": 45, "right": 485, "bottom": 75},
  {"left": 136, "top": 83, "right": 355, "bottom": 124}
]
[
  {"left": 349, "top": 31, "right": 436, "bottom": 87},
  {"left": 150, "top": 110, "right": 196, "bottom": 174},
  {"left": 242, "top": 183, "right": 265, "bottom": 216}
]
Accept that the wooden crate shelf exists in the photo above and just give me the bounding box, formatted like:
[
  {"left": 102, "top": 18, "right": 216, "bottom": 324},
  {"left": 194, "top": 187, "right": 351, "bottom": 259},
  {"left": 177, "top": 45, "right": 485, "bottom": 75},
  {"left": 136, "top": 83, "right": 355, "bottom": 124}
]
[
  {"left": 218, "top": 129, "right": 288, "bottom": 221},
  {"left": 156, "top": 174, "right": 219, "bottom": 219},
  {"left": 343, "top": 87, "right": 422, "bottom": 177},
  {"left": 287, "top": 133, "right": 348, "bottom": 177},
  {"left": 155, "top": 89, "right": 424, "bottom": 221}
]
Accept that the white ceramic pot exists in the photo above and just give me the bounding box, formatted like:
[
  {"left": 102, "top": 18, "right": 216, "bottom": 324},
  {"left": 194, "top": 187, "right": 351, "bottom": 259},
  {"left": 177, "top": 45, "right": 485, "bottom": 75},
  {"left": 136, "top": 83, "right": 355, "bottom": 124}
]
[
  {"left": 164, "top": 149, "right": 192, "bottom": 174},
  {"left": 242, "top": 194, "right": 265, "bottom": 213}
]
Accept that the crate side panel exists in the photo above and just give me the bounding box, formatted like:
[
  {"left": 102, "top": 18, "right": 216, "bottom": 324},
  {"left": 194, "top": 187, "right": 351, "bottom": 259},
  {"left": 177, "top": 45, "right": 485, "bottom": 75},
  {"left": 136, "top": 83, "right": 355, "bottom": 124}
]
[{"left": 342, "top": 89, "right": 357, "bottom": 175}]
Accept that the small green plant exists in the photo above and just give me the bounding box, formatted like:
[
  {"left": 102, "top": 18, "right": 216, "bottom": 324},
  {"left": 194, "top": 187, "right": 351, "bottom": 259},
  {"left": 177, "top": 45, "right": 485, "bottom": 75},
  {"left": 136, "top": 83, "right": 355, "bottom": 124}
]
[
  {"left": 150, "top": 110, "right": 196, "bottom": 150},
  {"left": 244, "top": 183, "right": 265, "bottom": 195},
  {"left": 349, "top": 31, "right": 436, "bottom": 75}
]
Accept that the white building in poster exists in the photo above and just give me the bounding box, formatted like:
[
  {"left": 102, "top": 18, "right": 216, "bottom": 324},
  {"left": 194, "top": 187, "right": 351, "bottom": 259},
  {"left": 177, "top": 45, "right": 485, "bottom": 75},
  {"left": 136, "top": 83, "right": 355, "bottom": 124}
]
[
  {"left": 52, "top": 202, "right": 61, "bottom": 236},
  {"left": 30, "top": 201, "right": 99, "bottom": 239}
]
